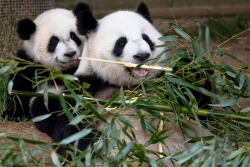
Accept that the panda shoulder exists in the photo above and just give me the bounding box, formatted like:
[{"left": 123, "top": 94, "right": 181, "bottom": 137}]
[{"left": 16, "top": 49, "right": 34, "bottom": 62}]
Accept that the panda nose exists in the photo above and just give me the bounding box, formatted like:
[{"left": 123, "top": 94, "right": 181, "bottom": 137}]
[
  {"left": 133, "top": 53, "right": 150, "bottom": 62},
  {"left": 64, "top": 51, "right": 76, "bottom": 57}
]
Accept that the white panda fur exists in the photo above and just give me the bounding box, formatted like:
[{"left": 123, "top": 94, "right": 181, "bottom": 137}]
[{"left": 75, "top": 2, "right": 213, "bottom": 166}]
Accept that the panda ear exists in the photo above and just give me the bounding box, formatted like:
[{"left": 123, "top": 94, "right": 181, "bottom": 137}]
[
  {"left": 136, "top": 2, "right": 152, "bottom": 23},
  {"left": 73, "top": 2, "right": 91, "bottom": 16},
  {"left": 75, "top": 3, "right": 98, "bottom": 35},
  {"left": 17, "top": 18, "right": 36, "bottom": 40}
]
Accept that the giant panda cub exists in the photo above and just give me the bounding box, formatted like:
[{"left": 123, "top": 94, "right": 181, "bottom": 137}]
[
  {"left": 74, "top": 2, "right": 212, "bottom": 164},
  {"left": 27, "top": 3, "right": 98, "bottom": 156},
  {"left": 2, "top": 7, "right": 85, "bottom": 120}
]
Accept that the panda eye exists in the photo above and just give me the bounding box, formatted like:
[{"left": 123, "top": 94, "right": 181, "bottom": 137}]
[
  {"left": 117, "top": 37, "right": 127, "bottom": 46},
  {"left": 50, "top": 36, "right": 59, "bottom": 45},
  {"left": 142, "top": 33, "right": 149, "bottom": 40},
  {"left": 48, "top": 36, "right": 59, "bottom": 53},
  {"left": 113, "top": 37, "right": 127, "bottom": 57},
  {"left": 70, "top": 31, "right": 82, "bottom": 46},
  {"left": 142, "top": 33, "right": 155, "bottom": 51}
]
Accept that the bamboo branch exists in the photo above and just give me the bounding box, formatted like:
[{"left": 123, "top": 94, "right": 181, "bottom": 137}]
[
  {"left": 80, "top": 57, "right": 173, "bottom": 71},
  {"left": 12, "top": 90, "right": 250, "bottom": 121}
]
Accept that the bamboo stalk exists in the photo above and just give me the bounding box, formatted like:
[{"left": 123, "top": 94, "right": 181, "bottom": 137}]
[
  {"left": 80, "top": 57, "right": 173, "bottom": 71},
  {"left": 158, "top": 112, "right": 164, "bottom": 158}
]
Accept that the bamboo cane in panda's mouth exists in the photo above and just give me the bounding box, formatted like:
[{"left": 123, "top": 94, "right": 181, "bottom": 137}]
[{"left": 80, "top": 57, "right": 173, "bottom": 71}]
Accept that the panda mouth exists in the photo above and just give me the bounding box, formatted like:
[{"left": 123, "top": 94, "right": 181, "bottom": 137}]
[
  {"left": 60, "top": 59, "right": 79, "bottom": 64},
  {"left": 127, "top": 67, "right": 148, "bottom": 78}
]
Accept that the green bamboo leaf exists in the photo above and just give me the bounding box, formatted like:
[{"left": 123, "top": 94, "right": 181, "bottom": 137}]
[
  {"left": 43, "top": 82, "right": 49, "bottom": 110},
  {"left": 60, "top": 129, "right": 92, "bottom": 145},
  {"left": 144, "top": 81, "right": 168, "bottom": 102},
  {"left": 104, "top": 90, "right": 121, "bottom": 108},
  {"left": 168, "top": 0, "right": 176, "bottom": 7},
  {"left": 241, "top": 155, "right": 250, "bottom": 167},
  {"left": 168, "top": 77, "right": 200, "bottom": 92},
  {"left": 185, "top": 87, "right": 198, "bottom": 110},
  {"left": 0, "top": 133, "right": 5, "bottom": 136},
  {"left": 59, "top": 96, "right": 74, "bottom": 120},
  {"left": 198, "top": 22, "right": 203, "bottom": 41},
  {"left": 226, "top": 71, "right": 236, "bottom": 78},
  {"left": 159, "top": 35, "right": 177, "bottom": 42},
  {"left": 120, "top": 87, "right": 126, "bottom": 107},
  {"left": 51, "top": 151, "right": 62, "bottom": 167},
  {"left": 226, "top": 147, "right": 244, "bottom": 160},
  {"left": 205, "top": 26, "right": 211, "bottom": 53},
  {"left": 149, "top": 160, "right": 159, "bottom": 167},
  {"left": 182, "top": 122, "right": 196, "bottom": 137},
  {"left": 190, "top": 158, "right": 201, "bottom": 167},
  {"left": 7, "top": 80, "right": 13, "bottom": 94},
  {"left": 172, "top": 85, "right": 191, "bottom": 111},
  {"left": 32, "top": 113, "right": 52, "bottom": 122},
  {"left": 209, "top": 99, "right": 237, "bottom": 107},
  {"left": 85, "top": 102, "right": 106, "bottom": 123},
  {"left": 192, "top": 38, "right": 203, "bottom": 58},
  {"left": 232, "top": 155, "right": 241, "bottom": 167},
  {"left": 148, "top": 129, "right": 169, "bottom": 144},
  {"left": 133, "top": 108, "right": 147, "bottom": 137},
  {"left": 7, "top": 136, "right": 47, "bottom": 144},
  {"left": 240, "top": 107, "right": 250, "bottom": 113},
  {"left": 199, "top": 87, "right": 221, "bottom": 100},
  {"left": 176, "top": 152, "right": 196, "bottom": 165},
  {"left": 184, "top": 87, "right": 203, "bottom": 131},
  {"left": 159, "top": 42, "right": 177, "bottom": 48},
  {"left": 190, "top": 142, "right": 203, "bottom": 153},
  {"left": 238, "top": 74, "right": 246, "bottom": 89},
  {"left": 69, "top": 115, "right": 84, "bottom": 125},
  {"left": 215, "top": 50, "right": 243, "bottom": 63},
  {"left": 0, "top": 65, "right": 11, "bottom": 75},
  {"left": 115, "top": 141, "right": 134, "bottom": 161},
  {"left": 201, "top": 156, "right": 212, "bottom": 167},
  {"left": 116, "top": 116, "right": 133, "bottom": 127},
  {"left": 173, "top": 26, "right": 192, "bottom": 42},
  {"left": 62, "top": 74, "right": 77, "bottom": 81}
]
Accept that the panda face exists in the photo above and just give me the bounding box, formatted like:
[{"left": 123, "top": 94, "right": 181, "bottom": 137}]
[
  {"left": 20, "top": 9, "right": 84, "bottom": 71},
  {"left": 76, "top": 3, "right": 167, "bottom": 86},
  {"left": 90, "top": 11, "right": 165, "bottom": 85}
]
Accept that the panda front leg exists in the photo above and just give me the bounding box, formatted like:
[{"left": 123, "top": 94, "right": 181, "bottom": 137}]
[{"left": 29, "top": 95, "right": 96, "bottom": 156}]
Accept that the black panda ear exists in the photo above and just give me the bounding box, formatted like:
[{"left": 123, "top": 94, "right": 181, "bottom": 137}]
[
  {"left": 17, "top": 18, "right": 36, "bottom": 40},
  {"left": 136, "top": 2, "right": 152, "bottom": 23},
  {"left": 73, "top": 2, "right": 91, "bottom": 16},
  {"left": 76, "top": 4, "right": 98, "bottom": 36}
]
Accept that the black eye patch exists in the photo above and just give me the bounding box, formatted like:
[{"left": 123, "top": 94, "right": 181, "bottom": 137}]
[
  {"left": 47, "top": 36, "right": 59, "bottom": 53},
  {"left": 142, "top": 33, "right": 155, "bottom": 51},
  {"left": 70, "top": 31, "right": 82, "bottom": 46},
  {"left": 113, "top": 37, "right": 127, "bottom": 57}
]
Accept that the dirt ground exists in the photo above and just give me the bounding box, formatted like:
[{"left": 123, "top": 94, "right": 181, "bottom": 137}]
[
  {"left": 0, "top": 121, "right": 51, "bottom": 143},
  {"left": 0, "top": 4, "right": 249, "bottom": 163}
]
